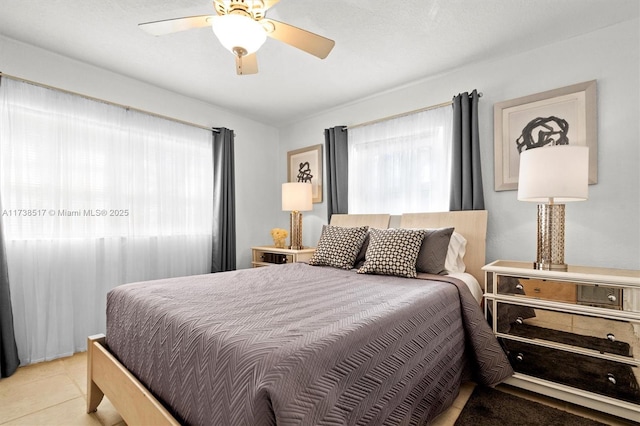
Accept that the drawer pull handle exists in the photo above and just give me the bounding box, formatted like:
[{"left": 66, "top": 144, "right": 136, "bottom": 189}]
[
  {"left": 607, "top": 373, "right": 616, "bottom": 385},
  {"left": 516, "top": 353, "right": 524, "bottom": 362},
  {"left": 533, "top": 287, "right": 541, "bottom": 293},
  {"left": 606, "top": 333, "right": 616, "bottom": 342},
  {"left": 607, "top": 294, "right": 617, "bottom": 302},
  {"left": 515, "top": 283, "right": 523, "bottom": 291},
  {"left": 515, "top": 317, "right": 524, "bottom": 325}
]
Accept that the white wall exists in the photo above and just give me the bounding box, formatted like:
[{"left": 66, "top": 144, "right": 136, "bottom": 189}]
[
  {"left": 2, "top": 18, "right": 638, "bottom": 271},
  {"left": 0, "top": 35, "right": 280, "bottom": 268},
  {"left": 279, "top": 19, "right": 640, "bottom": 271}
]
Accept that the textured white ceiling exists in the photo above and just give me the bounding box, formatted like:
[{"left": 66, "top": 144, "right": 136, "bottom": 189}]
[{"left": 0, "top": 0, "right": 637, "bottom": 127}]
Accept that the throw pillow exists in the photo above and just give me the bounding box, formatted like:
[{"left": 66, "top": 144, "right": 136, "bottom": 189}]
[
  {"left": 308, "top": 225, "right": 369, "bottom": 269},
  {"left": 357, "top": 228, "right": 426, "bottom": 278},
  {"left": 415, "top": 227, "right": 454, "bottom": 275}
]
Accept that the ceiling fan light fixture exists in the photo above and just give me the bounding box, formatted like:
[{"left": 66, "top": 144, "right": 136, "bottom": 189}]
[{"left": 211, "top": 14, "right": 266, "bottom": 56}]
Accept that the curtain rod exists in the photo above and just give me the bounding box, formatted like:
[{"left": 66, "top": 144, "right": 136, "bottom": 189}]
[
  {"left": 0, "top": 72, "right": 219, "bottom": 133},
  {"left": 345, "top": 92, "right": 483, "bottom": 130}
]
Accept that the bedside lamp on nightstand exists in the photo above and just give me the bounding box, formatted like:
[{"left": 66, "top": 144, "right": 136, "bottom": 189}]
[
  {"left": 517, "top": 145, "right": 589, "bottom": 271},
  {"left": 282, "top": 182, "right": 312, "bottom": 250}
]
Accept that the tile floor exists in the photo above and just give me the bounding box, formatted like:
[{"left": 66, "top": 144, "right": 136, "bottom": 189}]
[
  {"left": 0, "top": 352, "right": 635, "bottom": 425},
  {"left": 0, "top": 352, "right": 123, "bottom": 426}
]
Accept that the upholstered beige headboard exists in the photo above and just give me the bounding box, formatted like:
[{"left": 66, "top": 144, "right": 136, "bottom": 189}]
[
  {"left": 400, "top": 211, "right": 488, "bottom": 286},
  {"left": 329, "top": 214, "right": 390, "bottom": 229}
]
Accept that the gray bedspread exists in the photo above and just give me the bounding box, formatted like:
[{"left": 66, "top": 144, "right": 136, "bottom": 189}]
[{"left": 106, "top": 263, "right": 512, "bottom": 425}]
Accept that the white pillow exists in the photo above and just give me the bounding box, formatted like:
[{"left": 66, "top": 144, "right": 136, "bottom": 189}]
[{"left": 444, "top": 232, "right": 467, "bottom": 273}]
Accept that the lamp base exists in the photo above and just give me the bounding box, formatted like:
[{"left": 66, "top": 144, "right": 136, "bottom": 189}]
[
  {"left": 534, "top": 203, "right": 567, "bottom": 271},
  {"left": 289, "top": 211, "right": 303, "bottom": 250},
  {"left": 533, "top": 261, "right": 568, "bottom": 271}
]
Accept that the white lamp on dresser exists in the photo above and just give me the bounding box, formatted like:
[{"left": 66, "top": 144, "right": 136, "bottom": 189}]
[{"left": 517, "top": 145, "right": 589, "bottom": 271}]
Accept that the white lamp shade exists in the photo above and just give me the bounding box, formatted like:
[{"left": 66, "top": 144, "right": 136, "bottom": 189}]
[
  {"left": 282, "top": 183, "right": 312, "bottom": 211},
  {"left": 211, "top": 14, "right": 266, "bottom": 55},
  {"left": 518, "top": 145, "right": 589, "bottom": 203}
]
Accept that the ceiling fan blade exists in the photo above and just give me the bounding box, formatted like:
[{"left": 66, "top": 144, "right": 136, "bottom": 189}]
[
  {"left": 139, "top": 15, "right": 213, "bottom": 36},
  {"left": 262, "top": 19, "right": 335, "bottom": 59},
  {"left": 236, "top": 53, "right": 258, "bottom": 75},
  {"left": 262, "top": 0, "right": 280, "bottom": 11}
]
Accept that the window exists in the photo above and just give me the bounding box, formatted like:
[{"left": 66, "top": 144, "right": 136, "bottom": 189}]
[
  {"left": 1, "top": 82, "right": 213, "bottom": 239},
  {"left": 348, "top": 106, "right": 453, "bottom": 214},
  {"left": 0, "top": 78, "right": 213, "bottom": 363}
]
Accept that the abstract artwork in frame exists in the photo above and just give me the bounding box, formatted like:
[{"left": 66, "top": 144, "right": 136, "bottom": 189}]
[
  {"left": 287, "top": 144, "right": 323, "bottom": 203},
  {"left": 493, "top": 80, "right": 597, "bottom": 191}
]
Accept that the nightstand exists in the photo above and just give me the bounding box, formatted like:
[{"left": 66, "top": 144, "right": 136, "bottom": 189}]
[
  {"left": 483, "top": 260, "right": 640, "bottom": 422},
  {"left": 251, "top": 246, "right": 316, "bottom": 268}
]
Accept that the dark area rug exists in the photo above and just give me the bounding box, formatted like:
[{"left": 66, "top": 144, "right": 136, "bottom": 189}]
[{"left": 454, "top": 386, "right": 608, "bottom": 426}]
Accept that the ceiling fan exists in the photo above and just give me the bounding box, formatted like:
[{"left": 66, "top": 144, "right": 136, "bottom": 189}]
[{"left": 138, "top": 0, "right": 335, "bottom": 75}]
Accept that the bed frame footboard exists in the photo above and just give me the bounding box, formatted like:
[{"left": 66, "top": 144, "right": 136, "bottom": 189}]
[{"left": 86, "top": 334, "right": 179, "bottom": 425}]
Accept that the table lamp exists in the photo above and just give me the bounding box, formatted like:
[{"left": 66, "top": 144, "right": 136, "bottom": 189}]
[
  {"left": 282, "top": 182, "right": 312, "bottom": 250},
  {"left": 517, "top": 145, "right": 589, "bottom": 271}
]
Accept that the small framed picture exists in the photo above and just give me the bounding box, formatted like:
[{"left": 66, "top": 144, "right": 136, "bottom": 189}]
[
  {"left": 287, "top": 144, "right": 323, "bottom": 203},
  {"left": 493, "top": 80, "right": 597, "bottom": 191}
]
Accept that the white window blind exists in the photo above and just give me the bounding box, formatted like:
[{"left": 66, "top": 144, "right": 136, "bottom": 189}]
[{"left": 348, "top": 106, "right": 453, "bottom": 214}]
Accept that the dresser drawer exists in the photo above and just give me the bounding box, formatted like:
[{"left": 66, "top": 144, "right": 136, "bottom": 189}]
[
  {"left": 259, "top": 252, "right": 292, "bottom": 264},
  {"left": 496, "top": 275, "right": 624, "bottom": 309},
  {"left": 496, "top": 302, "right": 640, "bottom": 360},
  {"left": 501, "top": 338, "right": 640, "bottom": 405},
  {"left": 520, "top": 278, "right": 577, "bottom": 303},
  {"left": 497, "top": 275, "right": 576, "bottom": 303}
]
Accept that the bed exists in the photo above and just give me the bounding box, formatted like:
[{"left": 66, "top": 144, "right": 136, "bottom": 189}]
[{"left": 87, "top": 210, "right": 513, "bottom": 425}]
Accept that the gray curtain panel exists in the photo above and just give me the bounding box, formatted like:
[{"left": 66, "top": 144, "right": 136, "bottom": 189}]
[
  {"left": 0, "top": 76, "right": 20, "bottom": 377},
  {"left": 324, "top": 126, "right": 348, "bottom": 222},
  {"left": 450, "top": 90, "right": 485, "bottom": 211},
  {"left": 0, "top": 210, "right": 19, "bottom": 378},
  {"left": 211, "top": 128, "right": 236, "bottom": 272}
]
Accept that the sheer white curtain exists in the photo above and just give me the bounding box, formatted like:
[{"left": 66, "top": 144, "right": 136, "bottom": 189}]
[
  {"left": 348, "top": 106, "right": 453, "bottom": 214},
  {"left": 0, "top": 78, "right": 213, "bottom": 364}
]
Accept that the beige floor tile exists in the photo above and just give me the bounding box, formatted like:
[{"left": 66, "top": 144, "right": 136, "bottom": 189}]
[
  {"left": 0, "top": 359, "right": 65, "bottom": 393},
  {"left": 88, "top": 396, "right": 125, "bottom": 426},
  {"left": 62, "top": 352, "right": 88, "bottom": 373},
  {"left": 68, "top": 369, "right": 88, "bottom": 396},
  {"left": 54, "top": 352, "right": 89, "bottom": 396},
  {"left": 0, "top": 373, "right": 82, "bottom": 423},
  {"left": 3, "top": 396, "right": 100, "bottom": 426}
]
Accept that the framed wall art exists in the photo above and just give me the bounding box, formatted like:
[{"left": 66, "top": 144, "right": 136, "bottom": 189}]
[
  {"left": 287, "top": 144, "right": 323, "bottom": 203},
  {"left": 493, "top": 80, "right": 597, "bottom": 191}
]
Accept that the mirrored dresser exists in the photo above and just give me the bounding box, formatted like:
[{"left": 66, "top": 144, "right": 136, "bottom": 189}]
[{"left": 483, "top": 260, "right": 640, "bottom": 422}]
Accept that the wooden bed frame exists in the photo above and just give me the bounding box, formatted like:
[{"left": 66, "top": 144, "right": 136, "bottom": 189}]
[{"left": 87, "top": 210, "right": 488, "bottom": 423}]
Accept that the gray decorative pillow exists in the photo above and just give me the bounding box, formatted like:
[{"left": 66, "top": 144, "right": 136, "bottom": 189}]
[
  {"left": 308, "top": 225, "right": 369, "bottom": 269},
  {"left": 357, "top": 228, "right": 426, "bottom": 278},
  {"left": 415, "top": 227, "right": 454, "bottom": 275}
]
